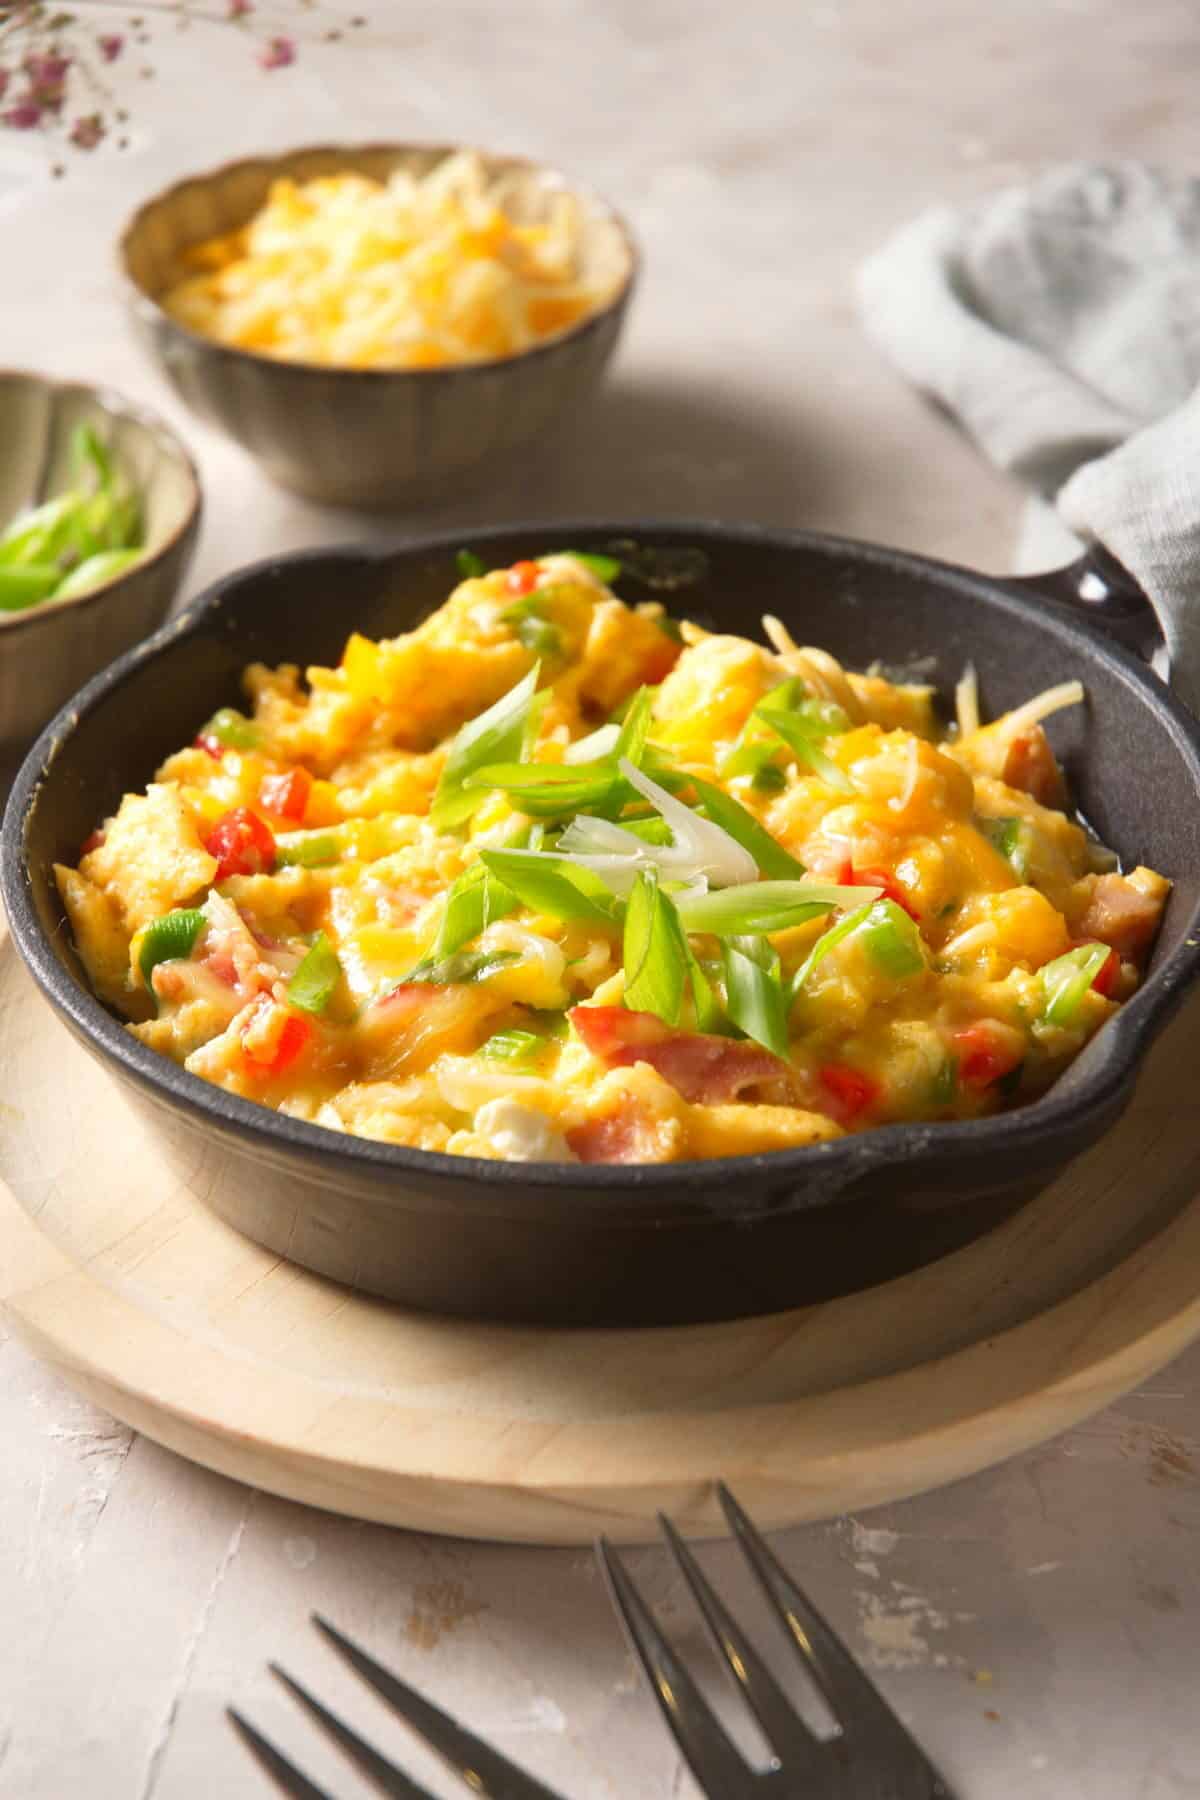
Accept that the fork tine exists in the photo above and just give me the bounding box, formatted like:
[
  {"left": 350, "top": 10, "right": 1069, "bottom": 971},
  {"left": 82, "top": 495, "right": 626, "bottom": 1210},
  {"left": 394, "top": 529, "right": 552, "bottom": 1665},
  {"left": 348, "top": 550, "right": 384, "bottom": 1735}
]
[
  {"left": 227, "top": 1707, "right": 339, "bottom": 1800},
  {"left": 271, "top": 1663, "right": 439, "bottom": 1800},
  {"left": 596, "top": 1537, "right": 760, "bottom": 1800},
  {"left": 312, "top": 1614, "right": 567, "bottom": 1800},
  {"left": 717, "top": 1485, "right": 951, "bottom": 1783},
  {"left": 657, "top": 1512, "right": 829, "bottom": 1777}
]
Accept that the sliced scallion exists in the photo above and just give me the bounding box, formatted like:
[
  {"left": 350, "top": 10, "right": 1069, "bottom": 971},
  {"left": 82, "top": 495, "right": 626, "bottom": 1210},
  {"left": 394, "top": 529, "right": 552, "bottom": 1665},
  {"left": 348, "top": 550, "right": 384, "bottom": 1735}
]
[
  {"left": 622, "top": 872, "right": 686, "bottom": 1025},
  {"left": 430, "top": 665, "right": 541, "bottom": 832},
  {"left": 722, "top": 935, "right": 789, "bottom": 1057},
  {"left": 1040, "top": 943, "right": 1111, "bottom": 1025},
  {"left": 479, "top": 849, "right": 621, "bottom": 927},
  {"left": 287, "top": 932, "right": 342, "bottom": 1014}
]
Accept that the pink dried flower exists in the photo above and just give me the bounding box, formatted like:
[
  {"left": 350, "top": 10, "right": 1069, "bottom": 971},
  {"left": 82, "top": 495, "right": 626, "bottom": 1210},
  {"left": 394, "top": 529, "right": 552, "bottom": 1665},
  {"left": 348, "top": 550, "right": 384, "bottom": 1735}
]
[
  {"left": 24, "top": 52, "right": 70, "bottom": 86},
  {"left": 69, "top": 112, "right": 104, "bottom": 149},
  {"left": 259, "top": 35, "right": 295, "bottom": 68},
  {"left": 228, "top": 0, "right": 252, "bottom": 16},
  {"left": 23, "top": 51, "right": 70, "bottom": 108},
  {"left": 98, "top": 35, "right": 124, "bottom": 63},
  {"left": 3, "top": 101, "right": 43, "bottom": 129}
]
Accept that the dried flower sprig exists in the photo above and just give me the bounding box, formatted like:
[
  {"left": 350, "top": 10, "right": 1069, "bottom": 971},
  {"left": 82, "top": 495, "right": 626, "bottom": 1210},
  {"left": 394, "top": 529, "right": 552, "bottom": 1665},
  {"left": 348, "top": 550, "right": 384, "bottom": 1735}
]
[{"left": 0, "top": 1, "right": 352, "bottom": 158}]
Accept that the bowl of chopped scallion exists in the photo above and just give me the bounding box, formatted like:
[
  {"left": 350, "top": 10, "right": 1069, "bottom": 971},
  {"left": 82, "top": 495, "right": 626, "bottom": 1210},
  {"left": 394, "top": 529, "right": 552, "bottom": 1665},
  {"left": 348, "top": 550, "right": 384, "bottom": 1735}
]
[{"left": 0, "top": 371, "right": 201, "bottom": 782}]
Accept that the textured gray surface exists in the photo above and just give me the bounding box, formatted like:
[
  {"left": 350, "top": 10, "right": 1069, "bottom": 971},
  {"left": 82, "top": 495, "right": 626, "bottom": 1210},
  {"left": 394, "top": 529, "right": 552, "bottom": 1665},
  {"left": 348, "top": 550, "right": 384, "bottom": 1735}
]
[{"left": 1, "top": 1, "right": 1199, "bottom": 1795}]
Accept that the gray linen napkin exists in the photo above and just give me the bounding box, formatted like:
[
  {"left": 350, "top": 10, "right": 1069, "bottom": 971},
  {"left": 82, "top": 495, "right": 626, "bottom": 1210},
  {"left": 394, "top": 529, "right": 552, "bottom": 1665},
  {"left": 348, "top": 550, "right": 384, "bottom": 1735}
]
[{"left": 858, "top": 160, "right": 1200, "bottom": 713}]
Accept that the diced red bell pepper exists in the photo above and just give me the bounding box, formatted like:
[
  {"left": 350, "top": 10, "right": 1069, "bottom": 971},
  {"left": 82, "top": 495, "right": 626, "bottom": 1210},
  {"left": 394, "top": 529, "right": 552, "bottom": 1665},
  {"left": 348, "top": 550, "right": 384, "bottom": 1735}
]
[
  {"left": 816, "top": 1061, "right": 881, "bottom": 1124},
  {"left": 1091, "top": 945, "right": 1121, "bottom": 997},
  {"left": 204, "top": 806, "right": 277, "bottom": 879},
  {"left": 238, "top": 998, "right": 312, "bottom": 1076},
  {"left": 952, "top": 1020, "right": 1024, "bottom": 1088},
  {"left": 506, "top": 559, "right": 540, "bottom": 595},
  {"left": 194, "top": 731, "right": 224, "bottom": 761},
  {"left": 850, "top": 864, "right": 921, "bottom": 922},
  {"left": 259, "top": 767, "right": 312, "bottom": 825},
  {"left": 79, "top": 828, "right": 106, "bottom": 857}
]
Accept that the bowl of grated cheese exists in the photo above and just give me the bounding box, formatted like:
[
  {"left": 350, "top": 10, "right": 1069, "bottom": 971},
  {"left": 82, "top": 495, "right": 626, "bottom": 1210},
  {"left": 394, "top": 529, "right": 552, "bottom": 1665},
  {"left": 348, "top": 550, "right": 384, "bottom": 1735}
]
[{"left": 119, "top": 144, "right": 637, "bottom": 509}]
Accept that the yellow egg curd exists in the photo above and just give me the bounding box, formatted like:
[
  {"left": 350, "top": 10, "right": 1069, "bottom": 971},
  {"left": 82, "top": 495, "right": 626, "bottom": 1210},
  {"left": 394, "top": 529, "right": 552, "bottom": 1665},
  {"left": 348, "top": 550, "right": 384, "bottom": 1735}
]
[{"left": 56, "top": 550, "right": 1169, "bottom": 1165}]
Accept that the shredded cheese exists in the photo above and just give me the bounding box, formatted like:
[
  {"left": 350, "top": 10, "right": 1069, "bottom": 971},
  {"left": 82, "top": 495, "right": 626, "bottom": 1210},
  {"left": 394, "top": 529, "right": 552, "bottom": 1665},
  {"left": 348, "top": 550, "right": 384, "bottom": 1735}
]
[
  {"left": 162, "top": 152, "right": 621, "bottom": 370},
  {"left": 955, "top": 663, "right": 980, "bottom": 739}
]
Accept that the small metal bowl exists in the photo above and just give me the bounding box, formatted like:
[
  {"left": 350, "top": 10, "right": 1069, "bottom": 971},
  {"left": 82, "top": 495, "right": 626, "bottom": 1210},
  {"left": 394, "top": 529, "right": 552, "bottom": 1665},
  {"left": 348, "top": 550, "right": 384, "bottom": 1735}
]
[
  {"left": 118, "top": 143, "right": 638, "bottom": 510},
  {"left": 0, "top": 370, "right": 201, "bottom": 783}
]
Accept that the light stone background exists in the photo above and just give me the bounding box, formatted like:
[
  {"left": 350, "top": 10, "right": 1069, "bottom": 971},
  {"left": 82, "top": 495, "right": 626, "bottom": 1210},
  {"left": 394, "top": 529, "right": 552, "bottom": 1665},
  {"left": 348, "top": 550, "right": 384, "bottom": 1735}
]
[{"left": 2, "top": 2, "right": 1199, "bottom": 1796}]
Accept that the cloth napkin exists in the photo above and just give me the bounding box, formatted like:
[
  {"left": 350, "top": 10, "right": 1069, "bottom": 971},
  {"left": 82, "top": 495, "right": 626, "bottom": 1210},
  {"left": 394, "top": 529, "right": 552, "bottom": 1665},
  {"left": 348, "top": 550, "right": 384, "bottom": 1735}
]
[{"left": 858, "top": 160, "right": 1200, "bottom": 713}]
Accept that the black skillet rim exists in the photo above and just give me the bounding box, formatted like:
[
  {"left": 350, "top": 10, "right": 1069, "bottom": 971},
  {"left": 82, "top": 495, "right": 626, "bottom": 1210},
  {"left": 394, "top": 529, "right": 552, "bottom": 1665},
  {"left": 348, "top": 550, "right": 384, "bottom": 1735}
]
[{"left": 5, "top": 517, "right": 1200, "bottom": 1217}]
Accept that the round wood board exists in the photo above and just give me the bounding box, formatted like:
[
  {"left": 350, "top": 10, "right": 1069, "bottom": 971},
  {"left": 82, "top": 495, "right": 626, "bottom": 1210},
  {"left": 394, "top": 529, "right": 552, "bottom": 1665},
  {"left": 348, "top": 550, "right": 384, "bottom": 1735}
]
[{"left": 3, "top": 925, "right": 1200, "bottom": 1545}]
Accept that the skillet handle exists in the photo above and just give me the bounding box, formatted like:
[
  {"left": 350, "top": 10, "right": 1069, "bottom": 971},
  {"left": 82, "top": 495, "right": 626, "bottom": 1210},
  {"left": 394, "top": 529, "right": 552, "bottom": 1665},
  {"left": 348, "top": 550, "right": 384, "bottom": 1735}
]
[{"left": 1003, "top": 543, "right": 1162, "bottom": 664}]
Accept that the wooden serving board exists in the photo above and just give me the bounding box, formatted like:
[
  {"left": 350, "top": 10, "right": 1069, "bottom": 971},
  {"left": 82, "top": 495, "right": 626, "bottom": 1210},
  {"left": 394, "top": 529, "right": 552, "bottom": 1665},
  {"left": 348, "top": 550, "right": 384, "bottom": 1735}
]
[{"left": 3, "top": 922, "right": 1200, "bottom": 1545}]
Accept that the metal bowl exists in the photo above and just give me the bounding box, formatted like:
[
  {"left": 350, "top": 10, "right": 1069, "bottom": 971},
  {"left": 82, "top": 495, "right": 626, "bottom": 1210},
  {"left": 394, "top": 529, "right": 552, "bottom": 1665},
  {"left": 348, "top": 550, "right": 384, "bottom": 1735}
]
[
  {"left": 0, "top": 369, "right": 201, "bottom": 785},
  {"left": 118, "top": 143, "right": 638, "bottom": 509},
  {"left": 4, "top": 522, "right": 1199, "bottom": 1325}
]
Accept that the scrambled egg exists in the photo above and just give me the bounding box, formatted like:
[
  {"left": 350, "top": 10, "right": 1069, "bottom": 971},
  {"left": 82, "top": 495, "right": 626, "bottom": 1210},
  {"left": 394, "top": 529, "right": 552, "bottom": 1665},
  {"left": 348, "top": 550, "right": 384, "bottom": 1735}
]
[
  {"left": 162, "top": 152, "right": 621, "bottom": 369},
  {"left": 56, "top": 552, "right": 1170, "bottom": 1165}
]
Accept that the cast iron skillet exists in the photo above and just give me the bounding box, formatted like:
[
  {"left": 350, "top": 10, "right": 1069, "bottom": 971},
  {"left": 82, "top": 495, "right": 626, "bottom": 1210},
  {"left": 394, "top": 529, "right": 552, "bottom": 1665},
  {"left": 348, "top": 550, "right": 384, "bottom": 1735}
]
[{"left": 4, "top": 522, "right": 1200, "bottom": 1325}]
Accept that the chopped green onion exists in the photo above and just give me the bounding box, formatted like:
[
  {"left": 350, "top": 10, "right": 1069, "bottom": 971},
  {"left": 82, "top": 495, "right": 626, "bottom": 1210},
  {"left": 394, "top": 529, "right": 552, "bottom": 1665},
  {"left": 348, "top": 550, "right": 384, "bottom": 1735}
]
[
  {"left": 53, "top": 548, "right": 141, "bottom": 600},
  {"left": 138, "top": 907, "right": 206, "bottom": 1009},
  {"left": 656, "top": 614, "right": 684, "bottom": 643},
  {"left": 789, "top": 901, "right": 877, "bottom": 997},
  {"left": 685, "top": 943, "right": 725, "bottom": 1032},
  {"left": 790, "top": 898, "right": 924, "bottom": 997},
  {"left": 555, "top": 550, "right": 621, "bottom": 583},
  {"left": 0, "top": 564, "right": 62, "bottom": 611},
  {"left": 859, "top": 898, "right": 926, "bottom": 978},
  {"left": 756, "top": 693, "right": 854, "bottom": 793},
  {"left": 720, "top": 680, "right": 800, "bottom": 781},
  {"left": 287, "top": 932, "right": 342, "bottom": 1014},
  {"left": 623, "top": 872, "right": 686, "bottom": 1025},
  {"left": 455, "top": 548, "right": 488, "bottom": 579},
  {"left": 613, "top": 685, "right": 655, "bottom": 768},
  {"left": 466, "top": 759, "right": 620, "bottom": 818},
  {"left": 430, "top": 665, "right": 541, "bottom": 832},
  {"left": 612, "top": 815, "right": 675, "bottom": 846},
  {"left": 0, "top": 494, "right": 81, "bottom": 569},
  {"left": 1040, "top": 943, "right": 1111, "bottom": 1025},
  {"left": 199, "top": 706, "right": 260, "bottom": 751},
  {"left": 479, "top": 849, "right": 620, "bottom": 927},
  {"left": 74, "top": 422, "right": 114, "bottom": 489},
  {"left": 687, "top": 776, "right": 805, "bottom": 880},
  {"left": 405, "top": 948, "right": 521, "bottom": 986},
  {"left": 723, "top": 936, "right": 789, "bottom": 1057},
  {"left": 0, "top": 426, "right": 142, "bottom": 617},
  {"left": 751, "top": 763, "right": 786, "bottom": 795},
  {"left": 477, "top": 1028, "right": 547, "bottom": 1065},
  {"left": 503, "top": 595, "right": 562, "bottom": 656},
  {"left": 275, "top": 829, "right": 341, "bottom": 868},
  {"left": 433, "top": 861, "right": 518, "bottom": 958},
  {"left": 564, "top": 723, "right": 620, "bottom": 764},
  {"left": 981, "top": 815, "right": 1034, "bottom": 879},
  {"left": 676, "top": 880, "right": 867, "bottom": 937}
]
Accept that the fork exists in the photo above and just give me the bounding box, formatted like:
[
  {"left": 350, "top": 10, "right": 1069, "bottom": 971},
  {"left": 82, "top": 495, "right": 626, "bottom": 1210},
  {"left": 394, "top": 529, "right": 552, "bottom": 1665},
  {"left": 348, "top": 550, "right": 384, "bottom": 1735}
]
[
  {"left": 598, "top": 1482, "right": 957, "bottom": 1799},
  {"left": 230, "top": 1485, "right": 955, "bottom": 1799},
  {"left": 228, "top": 1610, "right": 568, "bottom": 1798}
]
